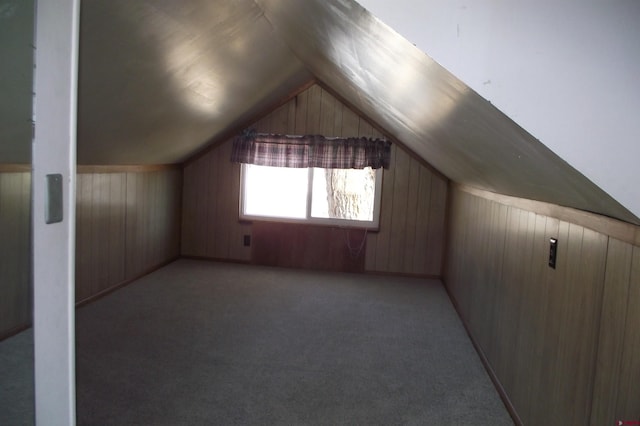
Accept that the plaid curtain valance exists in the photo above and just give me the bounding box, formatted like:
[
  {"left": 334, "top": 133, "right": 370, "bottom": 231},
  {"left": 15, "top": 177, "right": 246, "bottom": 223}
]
[{"left": 231, "top": 131, "right": 391, "bottom": 169}]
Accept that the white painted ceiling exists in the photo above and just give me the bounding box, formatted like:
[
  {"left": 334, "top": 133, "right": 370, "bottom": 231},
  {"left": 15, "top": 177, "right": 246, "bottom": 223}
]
[
  {"left": 357, "top": 0, "right": 640, "bottom": 229},
  {"left": 1, "top": 0, "right": 637, "bottom": 224}
]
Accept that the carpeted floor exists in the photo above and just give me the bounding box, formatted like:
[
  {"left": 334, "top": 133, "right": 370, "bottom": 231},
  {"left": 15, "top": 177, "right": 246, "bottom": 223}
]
[{"left": 1, "top": 259, "right": 513, "bottom": 425}]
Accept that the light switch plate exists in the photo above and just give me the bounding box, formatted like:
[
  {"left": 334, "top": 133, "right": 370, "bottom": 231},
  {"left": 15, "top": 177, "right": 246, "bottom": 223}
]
[
  {"left": 45, "top": 174, "right": 63, "bottom": 224},
  {"left": 549, "top": 237, "right": 558, "bottom": 269}
]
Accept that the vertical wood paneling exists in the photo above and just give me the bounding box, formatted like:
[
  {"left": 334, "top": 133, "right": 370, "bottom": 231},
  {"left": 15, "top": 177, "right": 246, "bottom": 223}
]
[
  {"left": 294, "top": 88, "right": 308, "bottom": 135},
  {"left": 124, "top": 172, "right": 144, "bottom": 277},
  {"left": 1, "top": 167, "right": 179, "bottom": 330},
  {"left": 305, "top": 85, "right": 322, "bottom": 134},
  {"left": 411, "top": 168, "right": 432, "bottom": 275},
  {"left": 0, "top": 172, "right": 31, "bottom": 337},
  {"left": 590, "top": 238, "right": 635, "bottom": 425},
  {"left": 252, "top": 222, "right": 365, "bottom": 272},
  {"left": 216, "top": 141, "right": 233, "bottom": 258},
  {"left": 510, "top": 213, "right": 552, "bottom": 422},
  {"left": 616, "top": 246, "right": 640, "bottom": 420},
  {"left": 445, "top": 186, "right": 633, "bottom": 426},
  {"left": 181, "top": 163, "right": 198, "bottom": 255},
  {"left": 426, "top": 175, "right": 447, "bottom": 274},
  {"left": 387, "top": 147, "right": 410, "bottom": 272},
  {"left": 402, "top": 160, "right": 420, "bottom": 273},
  {"left": 368, "top": 146, "right": 395, "bottom": 272},
  {"left": 76, "top": 168, "right": 181, "bottom": 304},
  {"left": 75, "top": 173, "right": 92, "bottom": 300},
  {"left": 76, "top": 173, "right": 127, "bottom": 301},
  {"left": 181, "top": 136, "right": 251, "bottom": 262}
]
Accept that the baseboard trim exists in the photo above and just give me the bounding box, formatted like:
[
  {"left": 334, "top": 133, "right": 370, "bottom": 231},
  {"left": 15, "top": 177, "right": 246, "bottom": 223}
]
[
  {"left": 443, "top": 281, "right": 524, "bottom": 426},
  {"left": 182, "top": 255, "right": 441, "bottom": 280},
  {"left": 75, "top": 257, "right": 180, "bottom": 308},
  {"left": 0, "top": 323, "right": 32, "bottom": 342},
  {"left": 364, "top": 269, "right": 439, "bottom": 280},
  {"left": 77, "top": 164, "right": 180, "bottom": 174},
  {"left": 180, "top": 255, "right": 251, "bottom": 265},
  {"left": 0, "top": 164, "right": 31, "bottom": 173}
]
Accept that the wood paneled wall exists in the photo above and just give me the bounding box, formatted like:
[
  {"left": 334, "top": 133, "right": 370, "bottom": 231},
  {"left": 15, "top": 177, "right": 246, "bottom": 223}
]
[
  {"left": 444, "top": 184, "right": 640, "bottom": 425},
  {"left": 0, "top": 171, "right": 31, "bottom": 337},
  {"left": 182, "top": 140, "right": 251, "bottom": 262},
  {"left": 0, "top": 167, "right": 182, "bottom": 338},
  {"left": 76, "top": 167, "right": 182, "bottom": 303},
  {"left": 182, "top": 84, "right": 447, "bottom": 276},
  {"left": 251, "top": 222, "right": 366, "bottom": 272}
]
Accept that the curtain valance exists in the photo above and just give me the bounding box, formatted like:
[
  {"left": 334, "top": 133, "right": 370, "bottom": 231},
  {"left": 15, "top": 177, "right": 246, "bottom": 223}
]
[{"left": 231, "top": 130, "right": 391, "bottom": 169}]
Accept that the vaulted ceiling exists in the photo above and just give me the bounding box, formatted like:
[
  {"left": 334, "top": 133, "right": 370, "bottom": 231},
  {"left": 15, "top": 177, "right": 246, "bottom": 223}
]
[{"left": 1, "top": 0, "right": 638, "bottom": 224}]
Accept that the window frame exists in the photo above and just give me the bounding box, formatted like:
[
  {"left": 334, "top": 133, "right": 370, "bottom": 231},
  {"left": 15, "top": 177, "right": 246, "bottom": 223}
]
[{"left": 239, "top": 164, "right": 383, "bottom": 230}]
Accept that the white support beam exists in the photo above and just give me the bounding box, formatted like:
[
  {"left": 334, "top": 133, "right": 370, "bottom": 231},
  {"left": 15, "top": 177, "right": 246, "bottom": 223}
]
[{"left": 32, "top": 0, "right": 79, "bottom": 424}]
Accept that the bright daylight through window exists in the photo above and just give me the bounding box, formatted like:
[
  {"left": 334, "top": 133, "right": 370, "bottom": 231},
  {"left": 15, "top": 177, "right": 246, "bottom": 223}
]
[{"left": 241, "top": 164, "right": 382, "bottom": 229}]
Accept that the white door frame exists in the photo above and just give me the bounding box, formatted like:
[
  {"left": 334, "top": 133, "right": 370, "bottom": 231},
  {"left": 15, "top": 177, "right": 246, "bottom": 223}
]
[{"left": 32, "top": 0, "right": 80, "bottom": 424}]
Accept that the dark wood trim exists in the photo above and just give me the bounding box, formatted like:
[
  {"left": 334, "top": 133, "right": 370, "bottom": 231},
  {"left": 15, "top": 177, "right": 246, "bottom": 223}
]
[
  {"left": 363, "top": 270, "right": 440, "bottom": 280},
  {"left": 315, "top": 79, "right": 450, "bottom": 184},
  {"left": 0, "top": 164, "right": 31, "bottom": 173},
  {"left": 180, "top": 255, "right": 251, "bottom": 265},
  {"left": 77, "top": 164, "right": 180, "bottom": 174},
  {"left": 443, "top": 282, "right": 524, "bottom": 426},
  {"left": 183, "top": 78, "right": 318, "bottom": 166},
  {"left": 184, "top": 254, "right": 439, "bottom": 280},
  {"left": 456, "top": 183, "right": 640, "bottom": 246},
  {"left": 75, "top": 257, "right": 179, "bottom": 308},
  {"left": 0, "top": 323, "right": 31, "bottom": 342}
]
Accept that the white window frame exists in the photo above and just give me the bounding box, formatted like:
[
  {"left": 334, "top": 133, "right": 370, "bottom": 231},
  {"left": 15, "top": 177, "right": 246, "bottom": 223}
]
[{"left": 239, "top": 164, "right": 383, "bottom": 230}]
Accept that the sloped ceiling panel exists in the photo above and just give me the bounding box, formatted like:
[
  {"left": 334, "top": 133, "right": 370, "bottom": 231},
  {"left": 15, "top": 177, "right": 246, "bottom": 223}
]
[
  {"left": 77, "top": 0, "right": 311, "bottom": 165},
  {"left": 256, "top": 0, "right": 638, "bottom": 224}
]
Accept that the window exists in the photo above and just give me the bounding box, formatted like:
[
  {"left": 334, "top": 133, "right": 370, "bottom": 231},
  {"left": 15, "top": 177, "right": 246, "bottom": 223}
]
[{"left": 240, "top": 164, "right": 383, "bottom": 229}]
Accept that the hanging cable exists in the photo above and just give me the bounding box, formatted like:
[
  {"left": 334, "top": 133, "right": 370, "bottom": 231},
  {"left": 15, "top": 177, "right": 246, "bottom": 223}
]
[{"left": 343, "top": 228, "right": 368, "bottom": 258}]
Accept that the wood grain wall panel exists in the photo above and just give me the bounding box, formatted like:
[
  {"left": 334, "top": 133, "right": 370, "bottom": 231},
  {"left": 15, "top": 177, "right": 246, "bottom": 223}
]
[
  {"left": 0, "top": 172, "right": 31, "bottom": 337},
  {"left": 491, "top": 207, "right": 533, "bottom": 393},
  {"left": 1, "top": 167, "right": 180, "bottom": 332},
  {"left": 305, "top": 85, "right": 322, "bottom": 134},
  {"left": 401, "top": 159, "right": 420, "bottom": 273},
  {"left": 425, "top": 176, "right": 447, "bottom": 275},
  {"left": 252, "top": 222, "right": 365, "bottom": 272},
  {"left": 387, "top": 146, "right": 410, "bottom": 272},
  {"left": 214, "top": 141, "right": 233, "bottom": 258},
  {"left": 181, "top": 136, "right": 251, "bottom": 262},
  {"left": 124, "top": 172, "right": 145, "bottom": 277},
  {"left": 75, "top": 173, "right": 127, "bottom": 301},
  {"left": 510, "top": 213, "right": 553, "bottom": 422},
  {"left": 616, "top": 246, "right": 640, "bottom": 420},
  {"left": 76, "top": 168, "right": 181, "bottom": 304},
  {"left": 180, "top": 163, "right": 198, "bottom": 255},
  {"left": 294, "top": 87, "right": 309, "bottom": 135},
  {"left": 410, "top": 167, "right": 432, "bottom": 275},
  {"left": 590, "top": 238, "right": 636, "bottom": 425},
  {"left": 445, "top": 185, "right": 635, "bottom": 426},
  {"left": 367, "top": 147, "right": 395, "bottom": 272},
  {"left": 193, "top": 158, "right": 210, "bottom": 256},
  {"left": 466, "top": 197, "right": 498, "bottom": 349}
]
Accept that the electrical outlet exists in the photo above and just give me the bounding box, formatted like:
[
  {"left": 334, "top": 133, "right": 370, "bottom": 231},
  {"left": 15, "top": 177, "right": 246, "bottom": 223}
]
[
  {"left": 549, "top": 238, "right": 558, "bottom": 269},
  {"left": 243, "top": 235, "right": 251, "bottom": 247}
]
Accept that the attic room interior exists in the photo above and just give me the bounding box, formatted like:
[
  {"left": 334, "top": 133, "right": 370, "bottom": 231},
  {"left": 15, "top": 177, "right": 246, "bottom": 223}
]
[{"left": 1, "top": 0, "right": 639, "bottom": 425}]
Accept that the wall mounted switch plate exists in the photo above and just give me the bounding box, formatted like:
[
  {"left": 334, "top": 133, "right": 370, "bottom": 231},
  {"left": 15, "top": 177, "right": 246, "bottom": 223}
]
[
  {"left": 45, "top": 174, "right": 63, "bottom": 224},
  {"left": 549, "top": 238, "right": 558, "bottom": 269}
]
